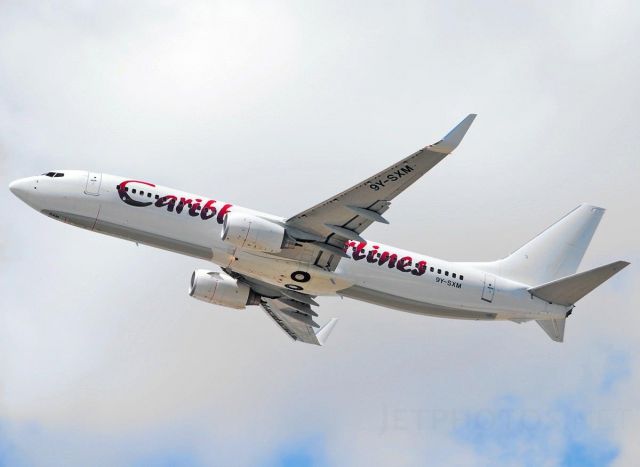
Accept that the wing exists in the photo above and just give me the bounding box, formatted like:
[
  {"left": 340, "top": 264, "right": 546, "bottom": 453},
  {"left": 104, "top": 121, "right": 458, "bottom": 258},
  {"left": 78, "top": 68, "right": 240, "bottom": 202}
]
[
  {"left": 285, "top": 114, "right": 476, "bottom": 269},
  {"left": 260, "top": 297, "right": 338, "bottom": 345},
  {"left": 230, "top": 272, "right": 338, "bottom": 345}
]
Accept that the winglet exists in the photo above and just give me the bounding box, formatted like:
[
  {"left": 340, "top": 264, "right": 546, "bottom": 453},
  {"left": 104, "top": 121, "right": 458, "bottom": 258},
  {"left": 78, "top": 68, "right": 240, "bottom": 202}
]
[
  {"left": 315, "top": 318, "right": 338, "bottom": 345},
  {"left": 429, "top": 114, "right": 477, "bottom": 154}
]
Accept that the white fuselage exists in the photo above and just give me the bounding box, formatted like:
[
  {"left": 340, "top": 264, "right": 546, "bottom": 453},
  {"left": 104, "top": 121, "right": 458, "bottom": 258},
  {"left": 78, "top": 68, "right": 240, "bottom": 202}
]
[{"left": 9, "top": 170, "right": 569, "bottom": 323}]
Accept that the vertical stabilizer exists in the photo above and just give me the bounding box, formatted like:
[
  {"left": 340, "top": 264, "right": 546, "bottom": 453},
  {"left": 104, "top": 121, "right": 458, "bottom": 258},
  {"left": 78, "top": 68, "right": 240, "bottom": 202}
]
[{"left": 492, "top": 204, "right": 605, "bottom": 285}]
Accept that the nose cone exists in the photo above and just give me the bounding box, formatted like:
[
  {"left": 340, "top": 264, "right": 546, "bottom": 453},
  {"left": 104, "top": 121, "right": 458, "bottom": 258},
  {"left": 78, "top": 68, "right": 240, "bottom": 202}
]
[
  {"left": 9, "top": 178, "right": 30, "bottom": 201},
  {"left": 9, "top": 177, "right": 41, "bottom": 208}
]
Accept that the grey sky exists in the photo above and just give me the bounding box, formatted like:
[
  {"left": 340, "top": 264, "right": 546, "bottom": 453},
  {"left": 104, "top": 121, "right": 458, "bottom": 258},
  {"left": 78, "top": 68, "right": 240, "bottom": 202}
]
[{"left": 1, "top": 1, "right": 639, "bottom": 466}]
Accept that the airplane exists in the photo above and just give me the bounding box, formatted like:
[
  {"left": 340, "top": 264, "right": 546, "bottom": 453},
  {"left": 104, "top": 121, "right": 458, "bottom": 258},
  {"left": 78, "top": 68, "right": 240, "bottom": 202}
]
[{"left": 9, "top": 114, "right": 630, "bottom": 345}]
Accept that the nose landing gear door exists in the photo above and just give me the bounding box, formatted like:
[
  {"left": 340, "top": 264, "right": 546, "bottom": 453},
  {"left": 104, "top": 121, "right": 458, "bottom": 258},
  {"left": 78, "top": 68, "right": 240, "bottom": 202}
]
[{"left": 85, "top": 172, "right": 102, "bottom": 196}]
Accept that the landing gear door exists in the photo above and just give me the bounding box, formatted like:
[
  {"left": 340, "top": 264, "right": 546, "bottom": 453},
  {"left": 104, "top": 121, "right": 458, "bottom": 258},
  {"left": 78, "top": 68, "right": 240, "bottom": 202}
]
[
  {"left": 85, "top": 172, "right": 102, "bottom": 196},
  {"left": 481, "top": 273, "right": 496, "bottom": 303}
]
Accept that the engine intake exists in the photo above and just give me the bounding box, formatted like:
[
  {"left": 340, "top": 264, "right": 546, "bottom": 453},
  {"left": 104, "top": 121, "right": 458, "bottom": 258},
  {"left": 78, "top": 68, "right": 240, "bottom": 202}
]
[
  {"left": 221, "top": 212, "right": 295, "bottom": 253},
  {"left": 189, "top": 269, "right": 260, "bottom": 309}
]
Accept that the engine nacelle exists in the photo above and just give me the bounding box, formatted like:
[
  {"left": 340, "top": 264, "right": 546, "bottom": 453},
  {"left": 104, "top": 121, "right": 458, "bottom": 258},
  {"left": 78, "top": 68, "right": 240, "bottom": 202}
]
[
  {"left": 221, "top": 212, "right": 295, "bottom": 253},
  {"left": 189, "top": 269, "right": 259, "bottom": 309}
]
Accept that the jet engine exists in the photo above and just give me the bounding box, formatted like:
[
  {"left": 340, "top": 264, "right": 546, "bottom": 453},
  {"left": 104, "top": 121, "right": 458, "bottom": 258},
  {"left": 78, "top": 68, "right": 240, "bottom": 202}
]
[
  {"left": 221, "top": 212, "right": 296, "bottom": 253},
  {"left": 189, "top": 269, "right": 260, "bottom": 309}
]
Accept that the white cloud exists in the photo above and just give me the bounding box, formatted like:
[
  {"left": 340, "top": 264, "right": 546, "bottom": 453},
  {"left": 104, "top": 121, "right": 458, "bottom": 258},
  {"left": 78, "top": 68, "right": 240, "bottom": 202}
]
[{"left": 1, "top": 1, "right": 639, "bottom": 466}]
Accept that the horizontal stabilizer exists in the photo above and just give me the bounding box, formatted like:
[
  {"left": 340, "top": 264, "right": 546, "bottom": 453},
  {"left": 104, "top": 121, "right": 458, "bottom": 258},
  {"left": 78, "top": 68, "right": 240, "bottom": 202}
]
[
  {"left": 536, "top": 317, "right": 566, "bottom": 342},
  {"left": 529, "top": 261, "right": 630, "bottom": 306}
]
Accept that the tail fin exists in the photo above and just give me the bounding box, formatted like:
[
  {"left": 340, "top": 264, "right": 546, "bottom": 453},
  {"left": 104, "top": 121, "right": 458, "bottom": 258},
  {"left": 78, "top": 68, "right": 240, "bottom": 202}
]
[{"left": 492, "top": 204, "right": 605, "bottom": 285}]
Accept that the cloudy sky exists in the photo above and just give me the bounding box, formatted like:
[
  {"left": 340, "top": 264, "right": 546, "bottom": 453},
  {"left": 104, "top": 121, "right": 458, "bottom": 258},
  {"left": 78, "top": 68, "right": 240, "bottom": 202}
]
[{"left": 1, "top": 1, "right": 639, "bottom": 466}]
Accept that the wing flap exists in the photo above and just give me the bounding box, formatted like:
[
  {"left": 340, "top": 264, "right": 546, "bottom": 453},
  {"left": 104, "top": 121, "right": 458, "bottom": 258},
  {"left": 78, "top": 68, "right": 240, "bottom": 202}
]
[{"left": 260, "top": 297, "right": 338, "bottom": 345}]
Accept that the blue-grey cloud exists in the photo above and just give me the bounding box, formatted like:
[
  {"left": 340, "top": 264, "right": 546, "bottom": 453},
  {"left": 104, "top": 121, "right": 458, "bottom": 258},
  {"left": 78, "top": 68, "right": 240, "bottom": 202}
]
[{"left": 455, "top": 395, "right": 619, "bottom": 466}]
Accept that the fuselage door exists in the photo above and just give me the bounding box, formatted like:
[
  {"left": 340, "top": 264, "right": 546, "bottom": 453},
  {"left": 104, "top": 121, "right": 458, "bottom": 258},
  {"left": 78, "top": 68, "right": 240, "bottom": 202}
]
[
  {"left": 481, "top": 273, "right": 496, "bottom": 303},
  {"left": 85, "top": 172, "right": 102, "bottom": 196}
]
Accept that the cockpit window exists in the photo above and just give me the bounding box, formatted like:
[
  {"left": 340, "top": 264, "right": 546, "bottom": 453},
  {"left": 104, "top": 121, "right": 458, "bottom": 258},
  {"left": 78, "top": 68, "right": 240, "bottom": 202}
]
[
  {"left": 41, "top": 172, "right": 65, "bottom": 178},
  {"left": 54, "top": 173, "right": 64, "bottom": 177}
]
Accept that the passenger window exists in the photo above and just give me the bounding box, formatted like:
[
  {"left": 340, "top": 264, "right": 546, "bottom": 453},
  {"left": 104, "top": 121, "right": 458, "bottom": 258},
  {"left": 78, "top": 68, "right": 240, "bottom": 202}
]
[
  {"left": 437, "top": 269, "right": 441, "bottom": 274},
  {"left": 140, "top": 191, "right": 144, "bottom": 195},
  {"left": 147, "top": 193, "right": 152, "bottom": 198},
  {"left": 116, "top": 185, "right": 120, "bottom": 190},
  {"left": 460, "top": 275, "right": 464, "bottom": 281},
  {"left": 452, "top": 273, "right": 457, "bottom": 278},
  {"left": 430, "top": 267, "right": 434, "bottom": 272},
  {"left": 445, "top": 271, "right": 449, "bottom": 276},
  {"left": 125, "top": 187, "right": 129, "bottom": 191},
  {"left": 132, "top": 189, "right": 136, "bottom": 194},
  {"left": 155, "top": 194, "right": 159, "bottom": 199}
]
